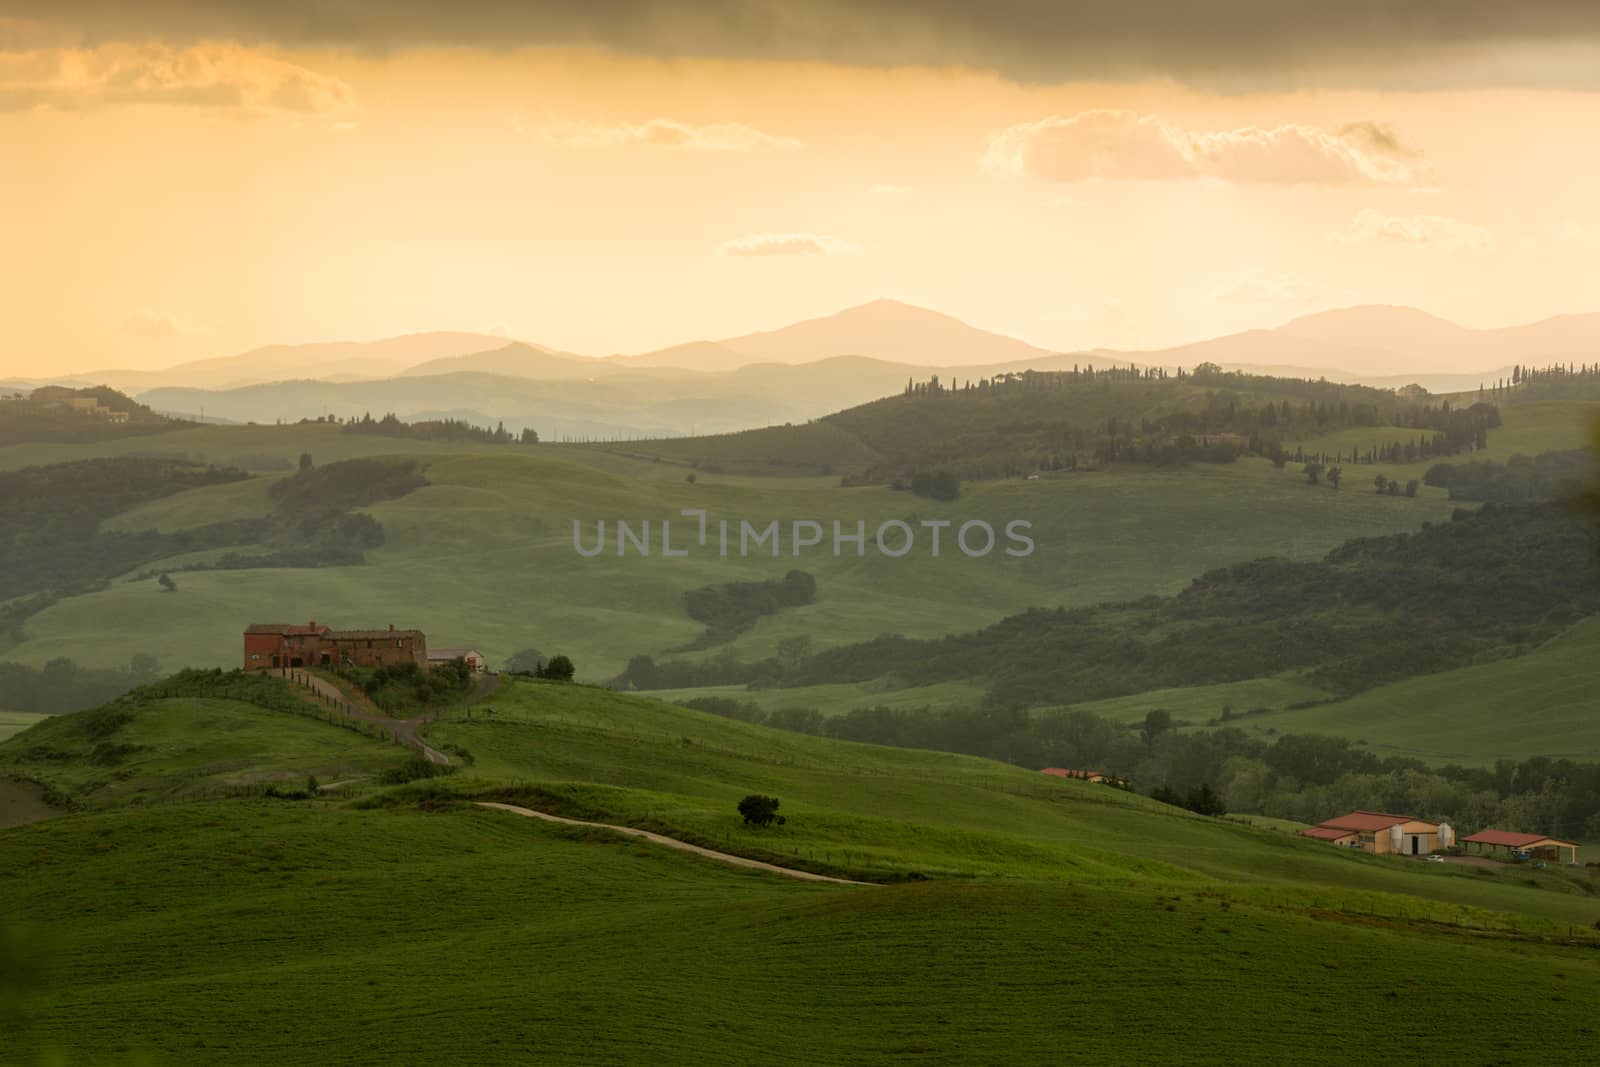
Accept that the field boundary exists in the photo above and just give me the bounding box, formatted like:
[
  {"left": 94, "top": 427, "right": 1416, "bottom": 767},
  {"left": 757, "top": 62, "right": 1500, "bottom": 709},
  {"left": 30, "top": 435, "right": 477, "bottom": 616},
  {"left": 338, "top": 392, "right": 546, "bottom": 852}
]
[{"left": 476, "top": 801, "right": 872, "bottom": 885}]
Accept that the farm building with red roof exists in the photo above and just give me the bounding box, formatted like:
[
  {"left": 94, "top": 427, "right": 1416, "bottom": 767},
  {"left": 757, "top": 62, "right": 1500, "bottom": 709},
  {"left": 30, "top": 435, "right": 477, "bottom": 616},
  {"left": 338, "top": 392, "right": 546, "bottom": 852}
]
[
  {"left": 1297, "top": 810, "right": 1446, "bottom": 856},
  {"left": 1460, "top": 829, "right": 1578, "bottom": 865}
]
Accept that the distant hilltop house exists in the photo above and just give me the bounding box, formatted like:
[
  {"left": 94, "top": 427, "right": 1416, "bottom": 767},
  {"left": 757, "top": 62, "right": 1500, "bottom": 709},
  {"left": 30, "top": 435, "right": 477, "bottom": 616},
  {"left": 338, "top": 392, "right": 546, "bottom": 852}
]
[
  {"left": 28, "top": 386, "right": 131, "bottom": 422},
  {"left": 1298, "top": 810, "right": 1451, "bottom": 856},
  {"left": 1460, "top": 829, "right": 1579, "bottom": 865},
  {"left": 244, "top": 621, "right": 430, "bottom": 671},
  {"left": 428, "top": 648, "right": 487, "bottom": 673},
  {"left": 1040, "top": 767, "right": 1129, "bottom": 788}
]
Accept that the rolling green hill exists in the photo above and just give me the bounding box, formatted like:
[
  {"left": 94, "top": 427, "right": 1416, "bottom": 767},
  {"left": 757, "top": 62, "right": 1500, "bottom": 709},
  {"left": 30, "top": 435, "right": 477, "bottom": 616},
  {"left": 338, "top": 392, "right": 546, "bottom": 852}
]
[
  {"left": 0, "top": 443, "right": 1468, "bottom": 682},
  {"left": 1203, "top": 618, "right": 1600, "bottom": 765},
  {"left": 0, "top": 711, "right": 47, "bottom": 743},
  {"left": 5, "top": 677, "right": 1600, "bottom": 1064}
]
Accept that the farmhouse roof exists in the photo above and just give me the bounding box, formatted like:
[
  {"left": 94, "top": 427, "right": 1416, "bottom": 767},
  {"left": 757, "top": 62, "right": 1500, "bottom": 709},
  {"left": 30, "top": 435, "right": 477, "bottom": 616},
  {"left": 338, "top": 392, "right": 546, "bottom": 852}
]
[
  {"left": 1318, "top": 810, "right": 1423, "bottom": 833},
  {"left": 1298, "top": 826, "right": 1358, "bottom": 841},
  {"left": 244, "top": 623, "right": 330, "bottom": 636},
  {"left": 1460, "top": 829, "right": 1574, "bottom": 849},
  {"left": 1040, "top": 767, "right": 1102, "bottom": 779},
  {"left": 327, "top": 629, "right": 425, "bottom": 640},
  {"left": 428, "top": 648, "right": 479, "bottom": 659}
]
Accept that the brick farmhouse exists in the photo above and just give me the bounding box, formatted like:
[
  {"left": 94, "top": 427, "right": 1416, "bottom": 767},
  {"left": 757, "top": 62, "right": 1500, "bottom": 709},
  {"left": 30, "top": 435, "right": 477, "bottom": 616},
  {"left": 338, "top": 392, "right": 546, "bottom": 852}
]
[{"left": 244, "top": 621, "right": 428, "bottom": 671}]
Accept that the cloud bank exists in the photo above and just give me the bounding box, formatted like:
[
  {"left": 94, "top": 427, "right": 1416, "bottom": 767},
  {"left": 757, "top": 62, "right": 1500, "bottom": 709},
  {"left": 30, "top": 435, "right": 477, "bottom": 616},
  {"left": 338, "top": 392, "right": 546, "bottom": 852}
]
[
  {"left": 0, "top": 43, "right": 355, "bottom": 114},
  {"left": 717, "top": 233, "right": 858, "bottom": 257},
  {"left": 539, "top": 118, "right": 799, "bottom": 151},
  {"left": 8, "top": 2, "right": 1600, "bottom": 88},
  {"left": 1329, "top": 209, "right": 1495, "bottom": 250},
  {"left": 982, "top": 111, "right": 1422, "bottom": 186}
]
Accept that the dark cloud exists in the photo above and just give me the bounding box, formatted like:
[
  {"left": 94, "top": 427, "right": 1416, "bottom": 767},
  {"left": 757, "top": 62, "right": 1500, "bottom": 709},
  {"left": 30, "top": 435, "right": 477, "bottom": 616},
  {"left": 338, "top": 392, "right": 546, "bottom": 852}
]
[{"left": 8, "top": 2, "right": 1600, "bottom": 87}]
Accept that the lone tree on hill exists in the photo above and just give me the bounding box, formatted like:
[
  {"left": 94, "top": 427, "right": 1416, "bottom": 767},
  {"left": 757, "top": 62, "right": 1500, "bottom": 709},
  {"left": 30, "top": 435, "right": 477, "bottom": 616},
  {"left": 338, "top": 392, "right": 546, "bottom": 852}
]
[
  {"left": 738, "top": 794, "right": 783, "bottom": 828},
  {"left": 1327, "top": 466, "right": 1343, "bottom": 490},
  {"left": 537, "top": 654, "right": 575, "bottom": 681},
  {"left": 157, "top": 573, "right": 177, "bottom": 593},
  {"left": 299, "top": 452, "right": 314, "bottom": 472},
  {"left": 1303, "top": 461, "right": 1324, "bottom": 485}
]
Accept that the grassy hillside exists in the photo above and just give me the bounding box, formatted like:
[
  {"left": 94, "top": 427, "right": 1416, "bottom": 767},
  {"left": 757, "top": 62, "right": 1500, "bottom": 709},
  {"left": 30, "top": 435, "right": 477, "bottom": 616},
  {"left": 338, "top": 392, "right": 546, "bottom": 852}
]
[
  {"left": 6, "top": 678, "right": 1600, "bottom": 1063},
  {"left": 1207, "top": 618, "right": 1600, "bottom": 765},
  {"left": 0, "top": 689, "right": 409, "bottom": 808},
  {"left": 0, "top": 711, "right": 47, "bottom": 743},
  {"left": 1, "top": 444, "right": 1466, "bottom": 680}
]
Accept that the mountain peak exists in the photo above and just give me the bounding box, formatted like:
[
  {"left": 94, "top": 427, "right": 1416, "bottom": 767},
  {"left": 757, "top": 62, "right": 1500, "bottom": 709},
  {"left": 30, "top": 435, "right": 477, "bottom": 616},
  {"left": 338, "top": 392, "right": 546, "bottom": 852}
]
[{"left": 715, "top": 299, "right": 1052, "bottom": 367}]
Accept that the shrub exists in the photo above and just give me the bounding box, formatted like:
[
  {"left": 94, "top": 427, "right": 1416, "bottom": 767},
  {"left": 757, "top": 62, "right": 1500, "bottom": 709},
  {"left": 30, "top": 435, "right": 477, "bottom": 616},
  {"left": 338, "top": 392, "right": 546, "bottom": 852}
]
[{"left": 738, "top": 794, "right": 782, "bottom": 828}]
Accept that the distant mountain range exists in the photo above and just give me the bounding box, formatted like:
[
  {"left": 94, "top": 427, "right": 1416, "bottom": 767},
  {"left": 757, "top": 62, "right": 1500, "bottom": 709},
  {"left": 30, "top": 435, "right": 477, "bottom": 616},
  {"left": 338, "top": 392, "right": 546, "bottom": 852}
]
[
  {"left": 17, "top": 299, "right": 1600, "bottom": 437},
  {"left": 1100, "top": 305, "right": 1600, "bottom": 381}
]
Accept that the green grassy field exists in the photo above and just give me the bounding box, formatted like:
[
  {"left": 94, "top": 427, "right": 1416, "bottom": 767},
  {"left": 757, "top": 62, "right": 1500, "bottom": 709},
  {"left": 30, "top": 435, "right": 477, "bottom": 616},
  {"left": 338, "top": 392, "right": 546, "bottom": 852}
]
[
  {"left": 0, "top": 710, "right": 48, "bottom": 743},
  {"left": 3, "top": 438, "right": 1468, "bottom": 681},
  {"left": 1286, "top": 401, "right": 1597, "bottom": 483},
  {"left": 6, "top": 677, "right": 1600, "bottom": 1064},
  {"left": 0, "top": 696, "right": 409, "bottom": 806},
  {"left": 650, "top": 679, "right": 991, "bottom": 718},
  {"left": 1204, "top": 618, "right": 1600, "bottom": 764}
]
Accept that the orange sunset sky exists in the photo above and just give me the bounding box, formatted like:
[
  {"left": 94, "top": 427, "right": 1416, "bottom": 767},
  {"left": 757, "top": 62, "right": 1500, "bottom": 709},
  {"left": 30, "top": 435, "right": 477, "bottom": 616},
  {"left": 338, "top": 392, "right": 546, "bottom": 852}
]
[{"left": 4, "top": 2, "right": 1600, "bottom": 377}]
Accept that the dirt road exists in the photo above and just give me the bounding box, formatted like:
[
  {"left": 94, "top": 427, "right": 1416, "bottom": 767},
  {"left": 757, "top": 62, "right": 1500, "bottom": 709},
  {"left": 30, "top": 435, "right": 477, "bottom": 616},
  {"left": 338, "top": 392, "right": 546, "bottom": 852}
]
[
  {"left": 290, "top": 670, "right": 501, "bottom": 766},
  {"left": 475, "top": 802, "right": 872, "bottom": 886}
]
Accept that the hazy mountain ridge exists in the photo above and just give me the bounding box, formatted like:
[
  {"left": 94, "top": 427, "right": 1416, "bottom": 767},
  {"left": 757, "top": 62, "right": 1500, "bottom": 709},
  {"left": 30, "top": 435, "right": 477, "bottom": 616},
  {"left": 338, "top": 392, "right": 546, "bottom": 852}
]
[{"left": 22, "top": 302, "right": 1600, "bottom": 432}]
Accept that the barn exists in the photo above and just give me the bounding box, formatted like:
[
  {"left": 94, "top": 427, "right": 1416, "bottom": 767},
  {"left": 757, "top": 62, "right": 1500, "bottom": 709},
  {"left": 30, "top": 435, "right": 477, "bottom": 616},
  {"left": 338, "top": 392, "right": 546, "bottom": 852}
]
[
  {"left": 1297, "top": 811, "right": 1448, "bottom": 855},
  {"left": 1459, "top": 829, "right": 1579, "bottom": 865}
]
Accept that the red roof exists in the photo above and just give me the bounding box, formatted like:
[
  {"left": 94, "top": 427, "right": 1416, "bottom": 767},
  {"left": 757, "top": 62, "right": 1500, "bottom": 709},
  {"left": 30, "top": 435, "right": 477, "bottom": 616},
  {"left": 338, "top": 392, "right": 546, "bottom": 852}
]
[
  {"left": 1460, "top": 829, "right": 1574, "bottom": 849},
  {"left": 1318, "top": 810, "right": 1424, "bottom": 833},
  {"left": 1298, "top": 826, "right": 1357, "bottom": 841},
  {"left": 1041, "top": 767, "right": 1103, "bottom": 779}
]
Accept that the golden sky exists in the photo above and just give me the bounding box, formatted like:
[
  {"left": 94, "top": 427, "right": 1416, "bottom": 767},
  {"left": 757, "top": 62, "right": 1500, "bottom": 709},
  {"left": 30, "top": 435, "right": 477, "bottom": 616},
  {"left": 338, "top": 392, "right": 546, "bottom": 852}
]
[{"left": 4, "top": 4, "right": 1600, "bottom": 376}]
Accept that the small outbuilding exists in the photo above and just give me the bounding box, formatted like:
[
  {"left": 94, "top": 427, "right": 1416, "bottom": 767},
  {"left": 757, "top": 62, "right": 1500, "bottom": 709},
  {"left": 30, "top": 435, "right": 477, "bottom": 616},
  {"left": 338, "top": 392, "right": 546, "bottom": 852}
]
[
  {"left": 428, "top": 648, "right": 487, "bottom": 673},
  {"left": 1459, "top": 829, "right": 1579, "bottom": 865}
]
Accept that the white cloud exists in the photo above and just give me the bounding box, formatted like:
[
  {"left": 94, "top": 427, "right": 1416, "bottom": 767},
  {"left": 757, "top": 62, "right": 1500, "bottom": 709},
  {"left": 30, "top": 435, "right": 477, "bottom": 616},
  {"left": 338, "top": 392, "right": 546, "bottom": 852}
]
[
  {"left": 981, "top": 110, "right": 1422, "bottom": 186},
  {"left": 0, "top": 44, "right": 356, "bottom": 116},
  {"left": 1557, "top": 219, "right": 1600, "bottom": 244},
  {"left": 1329, "top": 208, "right": 1495, "bottom": 250},
  {"left": 716, "top": 233, "right": 859, "bottom": 257},
  {"left": 540, "top": 118, "right": 800, "bottom": 152},
  {"left": 120, "top": 310, "right": 198, "bottom": 338},
  {"left": 1207, "top": 270, "right": 1363, "bottom": 307}
]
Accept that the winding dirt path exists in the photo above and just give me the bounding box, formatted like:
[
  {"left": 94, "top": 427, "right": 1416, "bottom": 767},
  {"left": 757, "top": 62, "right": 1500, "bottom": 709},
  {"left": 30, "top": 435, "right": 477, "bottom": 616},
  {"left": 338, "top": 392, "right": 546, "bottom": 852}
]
[
  {"left": 288, "top": 670, "right": 501, "bottom": 766},
  {"left": 475, "top": 802, "right": 871, "bottom": 886}
]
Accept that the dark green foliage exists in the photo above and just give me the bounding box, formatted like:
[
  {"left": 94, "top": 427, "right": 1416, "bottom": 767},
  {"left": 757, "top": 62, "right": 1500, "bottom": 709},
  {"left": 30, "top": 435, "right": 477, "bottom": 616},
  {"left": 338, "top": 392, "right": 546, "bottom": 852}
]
[
  {"left": 157, "top": 573, "right": 176, "bottom": 592},
  {"left": 267, "top": 456, "right": 426, "bottom": 515},
  {"left": 378, "top": 758, "right": 456, "bottom": 785},
  {"left": 1424, "top": 449, "right": 1593, "bottom": 503},
  {"left": 908, "top": 470, "right": 960, "bottom": 501},
  {"left": 751, "top": 503, "right": 1599, "bottom": 707},
  {"left": 344, "top": 412, "right": 530, "bottom": 445},
  {"left": 339, "top": 659, "right": 472, "bottom": 712},
  {"left": 537, "top": 655, "right": 576, "bottom": 682},
  {"left": 0, "top": 656, "right": 164, "bottom": 714},
  {"left": 737, "top": 794, "right": 781, "bottom": 827},
  {"left": 0, "top": 458, "right": 250, "bottom": 603},
  {"left": 0, "top": 387, "right": 176, "bottom": 445},
  {"left": 680, "top": 570, "right": 817, "bottom": 648},
  {"left": 504, "top": 648, "right": 547, "bottom": 675},
  {"left": 1140, "top": 709, "right": 1173, "bottom": 745}
]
